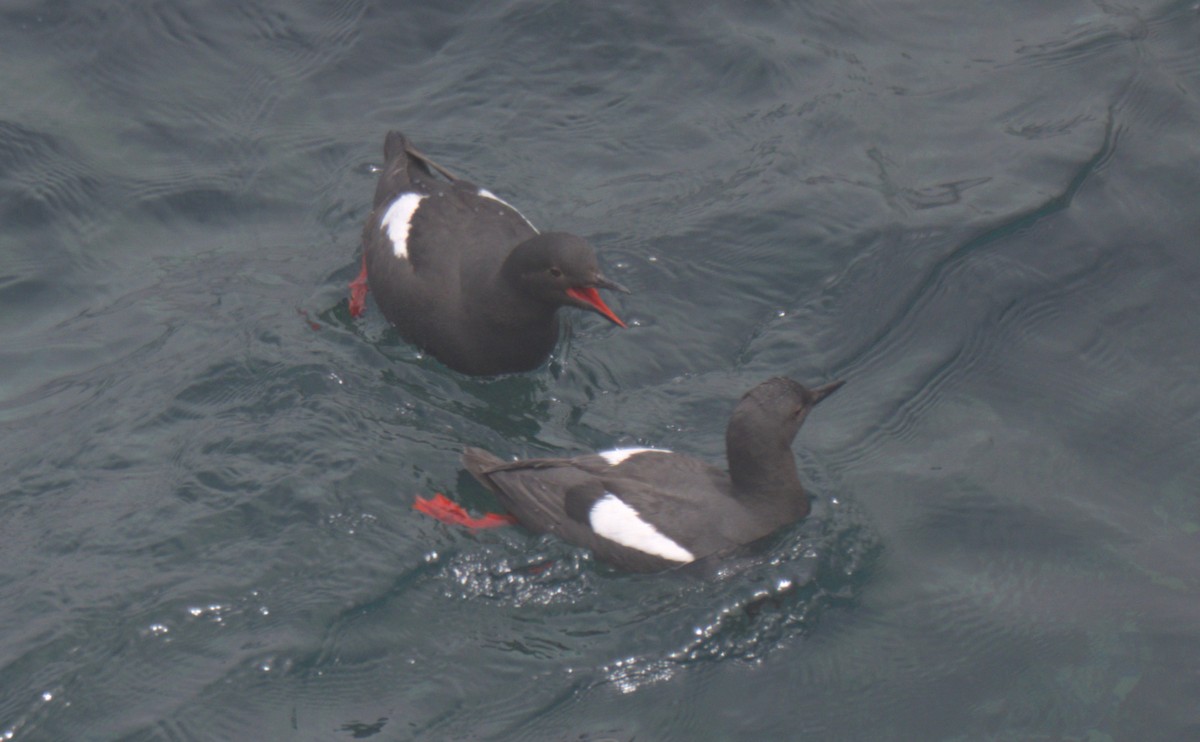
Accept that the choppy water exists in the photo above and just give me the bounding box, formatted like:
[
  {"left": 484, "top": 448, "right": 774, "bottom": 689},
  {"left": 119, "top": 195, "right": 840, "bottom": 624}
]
[{"left": 4, "top": 1, "right": 1200, "bottom": 739}]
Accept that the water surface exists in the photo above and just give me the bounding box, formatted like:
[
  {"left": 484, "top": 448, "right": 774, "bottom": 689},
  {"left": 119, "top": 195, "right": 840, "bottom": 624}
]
[{"left": 3, "top": 1, "right": 1199, "bottom": 739}]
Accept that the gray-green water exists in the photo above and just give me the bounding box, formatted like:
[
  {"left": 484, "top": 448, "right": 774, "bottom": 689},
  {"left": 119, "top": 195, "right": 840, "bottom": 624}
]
[{"left": 3, "top": 1, "right": 1199, "bottom": 739}]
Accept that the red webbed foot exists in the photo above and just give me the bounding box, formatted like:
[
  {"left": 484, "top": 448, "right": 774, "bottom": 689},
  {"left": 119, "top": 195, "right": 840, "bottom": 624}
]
[
  {"left": 349, "top": 255, "right": 369, "bottom": 318},
  {"left": 413, "top": 493, "right": 517, "bottom": 529}
]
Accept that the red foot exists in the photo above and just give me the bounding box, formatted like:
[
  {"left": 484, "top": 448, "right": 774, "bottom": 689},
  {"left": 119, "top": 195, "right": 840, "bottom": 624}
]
[
  {"left": 349, "top": 255, "right": 369, "bottom": 318},
  {"left": 297, "top": 308, "right": 321, "bottom": 331},
  {"left": 413, "top": 493, "right": 517, "bottom": 529}
]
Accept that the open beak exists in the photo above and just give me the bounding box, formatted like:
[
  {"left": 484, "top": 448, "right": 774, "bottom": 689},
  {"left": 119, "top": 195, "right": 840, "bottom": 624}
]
[
  {"left": 592, "top": 274, "right": 631, "bottom": 295},
  {"left": 566, "top": 274, "right": 630, "bottom": 328}
]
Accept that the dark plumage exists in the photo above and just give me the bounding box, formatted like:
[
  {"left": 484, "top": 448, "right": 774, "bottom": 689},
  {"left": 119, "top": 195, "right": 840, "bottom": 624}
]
[
  {"left": 350, "top": 131, "right": 628, "bottom": 375},
  {"left": 427, "top": 377, "right": 844, "bottom": 572}
]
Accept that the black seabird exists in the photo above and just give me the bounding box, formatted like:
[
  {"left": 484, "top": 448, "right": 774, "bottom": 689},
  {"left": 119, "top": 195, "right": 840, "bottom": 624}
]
[
  {"left": 350, "top": 131, "right": 628, "bottom": 376},
  {"left": 415, "top": 377, "right": 845, "bottom": 572}
]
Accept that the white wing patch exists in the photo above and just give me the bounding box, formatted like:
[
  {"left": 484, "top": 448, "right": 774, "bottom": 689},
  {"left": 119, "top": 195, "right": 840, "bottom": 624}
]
[
  {"left": 478, "top": 188, "right": 538, "bottom": 233},
  {"left": 598, "top": 448, "right": 672, "bottom": 466},
  {"left": 380, "top": 193, "right": 426, "bottom": 259},
  {"left": 589, "top": 493, "right": 694, "bottom": 563}
]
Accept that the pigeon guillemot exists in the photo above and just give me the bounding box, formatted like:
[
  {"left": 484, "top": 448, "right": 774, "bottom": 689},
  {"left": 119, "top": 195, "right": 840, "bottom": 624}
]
[
  {"left": 349, "top": 131, "right": 630, "bottom": 376},
  {"left": 414, "top": 377, "right": 845, "bottom": 572}
]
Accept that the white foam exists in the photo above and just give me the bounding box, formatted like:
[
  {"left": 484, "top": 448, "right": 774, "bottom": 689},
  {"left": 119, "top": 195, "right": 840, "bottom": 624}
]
[
  {"left": 589, "top": 493, "right": 694, "bottom": 563},
  {"left": 478, "top": 188, "right": 538, "bottom": 232},
  {"left": 380, "top": 193, "right": 426, "bottom": 259},
  {"left": 598, "top": 448, "right": 671, "bottom": 466}
]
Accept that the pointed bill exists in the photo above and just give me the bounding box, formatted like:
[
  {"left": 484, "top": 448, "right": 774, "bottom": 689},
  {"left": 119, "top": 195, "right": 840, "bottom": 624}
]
[
  {"left": 809, "top": 380, "right": 846, "bottom": 405},
  {"left": 566, "top": 286, "right": 627, "bottom": 328}
]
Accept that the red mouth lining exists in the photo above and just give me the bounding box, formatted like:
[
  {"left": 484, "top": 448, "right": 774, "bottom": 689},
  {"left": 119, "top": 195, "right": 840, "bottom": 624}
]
[{"left": 566, "top": 286, "right": 627, "bottom": 328}]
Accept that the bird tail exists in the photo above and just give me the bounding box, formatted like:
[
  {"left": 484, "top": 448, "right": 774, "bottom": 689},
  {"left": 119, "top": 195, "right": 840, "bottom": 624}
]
[
  {"left": 461, "top": 447, "right": 506, "bottom": 493},
  {"left": 382, "top": 130, "right": 412, "bottom": 162},
  {"left": 383, "top": 130, "right": 458, "bottom": 181}
]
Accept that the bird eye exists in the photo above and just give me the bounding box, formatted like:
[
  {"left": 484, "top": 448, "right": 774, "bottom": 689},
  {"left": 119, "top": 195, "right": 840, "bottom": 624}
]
[{"left": 548, "top": 267, "right": 563, "bottom": 278}]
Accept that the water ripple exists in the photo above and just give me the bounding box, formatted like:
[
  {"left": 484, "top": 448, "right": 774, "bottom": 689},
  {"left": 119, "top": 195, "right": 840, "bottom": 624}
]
[{"left": 405, "top": 486, "right": 878, "bottom": 707}]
